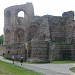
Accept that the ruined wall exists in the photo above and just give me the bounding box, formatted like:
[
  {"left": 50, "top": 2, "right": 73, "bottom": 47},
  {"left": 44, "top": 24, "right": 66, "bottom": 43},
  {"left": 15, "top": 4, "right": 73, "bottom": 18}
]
[
  {"left": 62, "top": 11, "right": 75, "bottom": 43},
  {"left": 4, "top": 3, "right": 75, "bottom": 62},
  {"left": 4, "top": 2, "right": 34, "bottom": 45},
  {"left": 0, "top": 45, "right": 6, "bottom": 56},
  {"left": 48, "top": 16, "right": 65, "bottom": 42},
  {"left": 4, "top": 3, "right": 34, "bottom": 60},
  {"left": 30, "top": 41, "right": 49, "bottom": 62}
]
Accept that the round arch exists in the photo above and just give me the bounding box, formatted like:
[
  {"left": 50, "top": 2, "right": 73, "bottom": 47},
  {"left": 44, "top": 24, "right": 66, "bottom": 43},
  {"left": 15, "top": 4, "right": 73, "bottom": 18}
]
[
  {"left": 15, "top": 28, "right": 25, "bottom": 43},
  {"left": 15, "top": 9, "right": 28, "bottom": 25},
  {"left": 17, "top": 11, "right": 24, "bottom": 18},
  {"left": 28, "top": 25, "right": 38, "bottom": 41},
  {"left": 15, "top": 9, "right": 27, "bottom": 18}
]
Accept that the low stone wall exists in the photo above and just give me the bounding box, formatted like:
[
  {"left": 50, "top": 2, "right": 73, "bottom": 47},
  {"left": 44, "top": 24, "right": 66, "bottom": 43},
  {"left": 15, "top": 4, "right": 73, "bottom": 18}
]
[{"left": 29, "top": 41, "right": 49, "bottom": 62}]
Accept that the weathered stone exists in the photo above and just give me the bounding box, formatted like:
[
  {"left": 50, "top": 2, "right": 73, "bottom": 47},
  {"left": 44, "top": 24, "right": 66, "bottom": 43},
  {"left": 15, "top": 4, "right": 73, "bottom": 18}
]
[{"left": 3, "top": 3, "right": 75, "bottom": 62}]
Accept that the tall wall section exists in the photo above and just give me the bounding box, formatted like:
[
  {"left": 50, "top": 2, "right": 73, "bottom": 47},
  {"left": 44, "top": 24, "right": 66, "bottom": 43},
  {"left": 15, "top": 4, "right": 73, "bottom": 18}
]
[
  {"left": 4, "top": 2, "right": 34, "bottom": 45},
  {"left": 4, "top": 3, "right": 34, "bottom": 60}
]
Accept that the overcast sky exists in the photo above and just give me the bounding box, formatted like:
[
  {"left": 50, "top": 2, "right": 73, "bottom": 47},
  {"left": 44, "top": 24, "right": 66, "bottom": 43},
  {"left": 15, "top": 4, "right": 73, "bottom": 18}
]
[{"left": 0, "top": 0, "right": 75, "bottom": 35}]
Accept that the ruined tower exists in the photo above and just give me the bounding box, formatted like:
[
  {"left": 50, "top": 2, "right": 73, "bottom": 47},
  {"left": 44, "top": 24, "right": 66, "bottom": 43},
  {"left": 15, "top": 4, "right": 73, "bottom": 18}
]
[{"left": 4, "top": 3, "right": 34, "bottom": 60}]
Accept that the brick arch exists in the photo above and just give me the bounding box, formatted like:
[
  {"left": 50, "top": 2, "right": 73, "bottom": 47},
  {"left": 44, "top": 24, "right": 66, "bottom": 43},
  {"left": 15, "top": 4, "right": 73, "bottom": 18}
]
[
  {"left": 15, "top": 28, "right": 25, "bottom": 43},
  {"left": 5, "top": 29, "right": 11, "bottom": 45}
]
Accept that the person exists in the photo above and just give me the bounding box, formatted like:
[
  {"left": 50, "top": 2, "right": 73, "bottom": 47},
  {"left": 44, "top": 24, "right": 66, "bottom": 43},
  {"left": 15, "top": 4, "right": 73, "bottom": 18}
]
[
  {"left": 20, "top": 56, "right": 23, "bottom": 65},
  {"left": 12, "top": 55, "right": 14, "bottom": 64}
]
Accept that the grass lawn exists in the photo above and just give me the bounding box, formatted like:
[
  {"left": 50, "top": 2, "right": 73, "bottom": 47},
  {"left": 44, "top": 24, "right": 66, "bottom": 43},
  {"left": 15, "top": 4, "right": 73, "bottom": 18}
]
[
  {"left": 25, "top": 60, "right": 75, "bottom": 64},
  {"left": 50, "top": 60, "right": 75, "bottom": 64},
  {"left": 0, "top": 60, "right": 44, "bottom": 75},
  {"left": 69, "top": 67, "right": 75, "bottom": 73}
]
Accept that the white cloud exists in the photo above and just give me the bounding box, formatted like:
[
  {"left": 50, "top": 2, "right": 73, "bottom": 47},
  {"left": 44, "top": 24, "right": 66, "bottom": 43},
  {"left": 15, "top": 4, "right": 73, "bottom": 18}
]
[{"left": 0, "top": 0, "right": 75, "bottom": 35}]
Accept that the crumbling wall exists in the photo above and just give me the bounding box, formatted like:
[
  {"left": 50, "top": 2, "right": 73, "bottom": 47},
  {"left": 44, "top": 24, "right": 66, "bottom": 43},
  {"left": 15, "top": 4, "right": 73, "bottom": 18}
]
[
  {"left": 4, "top": 3, "right": 34, "bottom": 60},
  {"left": 4, "top": 2, "right": 34, "bottom": 45},
  {"left": 4, "top": 3, "right": 75, "bottom": 62}
]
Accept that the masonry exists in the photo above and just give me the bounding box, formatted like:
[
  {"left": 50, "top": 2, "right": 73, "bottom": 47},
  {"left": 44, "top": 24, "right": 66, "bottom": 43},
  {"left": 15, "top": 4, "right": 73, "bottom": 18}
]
[{"left": 3, "top": 2, "right": 75, "bottom": 62}]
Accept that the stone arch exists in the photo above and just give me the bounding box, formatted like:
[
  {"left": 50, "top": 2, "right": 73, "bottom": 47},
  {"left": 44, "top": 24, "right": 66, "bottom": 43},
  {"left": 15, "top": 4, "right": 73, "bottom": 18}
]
[
  {"left": 15, "top": 9, "right": 28, "bottom": 25},
  {"left": 16, "top": 9, "right": 27, "bottom": 18},
  {"left": 17, "top": 11, "right": 24, "bottom": 18},
  {"left": 5, "top": 29, "right": 11, "bottom": 45},
  {"left": 15, "top": 28, "right": 24, "bottom": 43}
]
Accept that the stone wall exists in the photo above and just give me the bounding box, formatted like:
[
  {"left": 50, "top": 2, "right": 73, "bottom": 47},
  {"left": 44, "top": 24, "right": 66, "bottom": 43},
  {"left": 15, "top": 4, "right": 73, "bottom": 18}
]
[
  {"left": 4, "top": 43, "right": 26, "bottom": 61},
  {"left": 4, "top": 3, "right": 75, "bottom": 62},
  {"left": 29, "top": 41, "right": 49, "bottom": 62},
  {"left": 4, "top": 2, "right": 34, "bottom": 45},
  {"left": 0, "top": 45, "right": 5, "bottom": 56}
]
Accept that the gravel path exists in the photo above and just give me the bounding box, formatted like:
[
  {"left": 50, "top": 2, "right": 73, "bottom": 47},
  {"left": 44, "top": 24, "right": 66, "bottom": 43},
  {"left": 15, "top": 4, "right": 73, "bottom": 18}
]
[{"left": 0, "top": 56, "right": 75, "bottom": 75}]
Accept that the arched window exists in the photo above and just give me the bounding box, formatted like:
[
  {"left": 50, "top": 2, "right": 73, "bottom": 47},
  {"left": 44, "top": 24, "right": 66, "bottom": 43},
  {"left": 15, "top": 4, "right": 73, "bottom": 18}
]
[
  {"left": 15, "top": 29, "right": 24, "bottom": 43},
  {"left": 17, "top": 11, "right": 24, "bottom": 18},
  {"left": 16, "top": 11, "right": 25, "bottom": 25},
  {"left": 16, "top": 10, "right": 28, "bottom": 25},
  {"left": 28, "top": 26, "right": 38, "bottom": 40}
]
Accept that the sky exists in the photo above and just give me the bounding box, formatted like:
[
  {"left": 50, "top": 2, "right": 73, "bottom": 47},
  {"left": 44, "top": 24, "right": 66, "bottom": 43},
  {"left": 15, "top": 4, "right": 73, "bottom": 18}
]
[{"left": 0, "top": 0, "right": 75, "bottom": 35}]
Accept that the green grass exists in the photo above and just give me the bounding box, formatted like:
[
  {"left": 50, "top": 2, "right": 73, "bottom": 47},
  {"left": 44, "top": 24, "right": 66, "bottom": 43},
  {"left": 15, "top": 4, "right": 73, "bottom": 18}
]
[
  {"left": 25, "top": 60, "right": 75, "bottom": 64},
  {"left": 69, "top": 67, "right": 75, "bottom": 73},
  {"left": 0, "top": 60, "right": 44, "bottom": 75},
  {"left": 50, "top": 60, "right": 75, "bottom": 64},
  {"left": 5, "top": 58, "right": 75, "bottom": 64}
]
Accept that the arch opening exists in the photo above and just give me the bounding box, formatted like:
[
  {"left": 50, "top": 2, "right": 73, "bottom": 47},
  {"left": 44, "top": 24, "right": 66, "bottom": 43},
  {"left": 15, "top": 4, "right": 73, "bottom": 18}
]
[
  {"left": 17, "top": 11, "right": 24, "bottom": 18},
  {"left": 15, "top": 28, "right": 24, "bottom": 43},
  {"left": 28, "top": 26, "right": 38, "bottom": 41}
]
